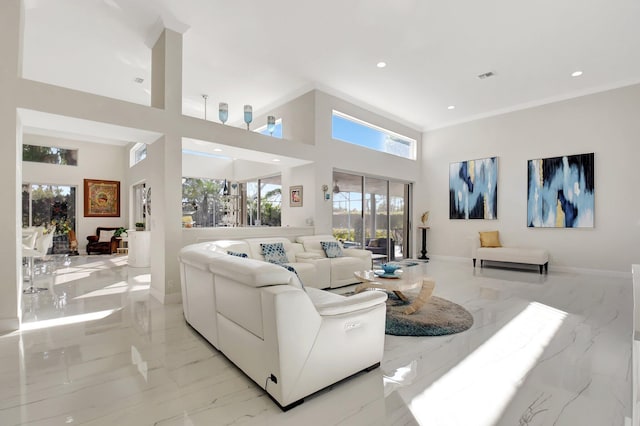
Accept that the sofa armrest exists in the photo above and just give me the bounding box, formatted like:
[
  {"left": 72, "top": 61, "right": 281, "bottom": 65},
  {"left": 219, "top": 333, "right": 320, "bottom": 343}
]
[
  {"left": 343, "top": 248, "right": 372, "bottom": 262},
  {"left": 314, "top": 291, "right": 387, "bottom": 316},
  {"left": 87, "top": 235, "right": 98, "bottom": 242}
]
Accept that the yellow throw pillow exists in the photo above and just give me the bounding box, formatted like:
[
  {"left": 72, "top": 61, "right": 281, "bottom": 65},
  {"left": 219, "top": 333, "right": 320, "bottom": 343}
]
[{"left": 479, "top": 231, "right": 501, "bottom": 248}]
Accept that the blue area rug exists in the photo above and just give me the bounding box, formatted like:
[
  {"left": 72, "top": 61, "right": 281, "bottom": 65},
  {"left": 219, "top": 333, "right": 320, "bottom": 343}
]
[
  {"left": 385, "top": 294, "right": 473, "bottom": 336},
  {"left": 346, "top": 290, "right": 474, "bottom": 336}
]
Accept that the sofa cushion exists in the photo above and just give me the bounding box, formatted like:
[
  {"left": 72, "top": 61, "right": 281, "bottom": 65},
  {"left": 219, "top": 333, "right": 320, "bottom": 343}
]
[
  {"left": 261, "top": 242, "right": 289, "bottom": 264},
  {"left": 479, "top": 230, "right": 501, "bottom": 247},
  {"left": 296, "top": 235, "right": 339, "bottom": 256},
  {"left": 208, "top": 255, "right": 293, "bottom": 288},
  {"left": 321, "top": 241, "right": 343, "bottom": 258},
  {"left": 477, "top": 247, "right": 548, "bottom": 264},
  {"left": 328, "top": 256, "right": 366, "bottom": 286},
  {"left": 98, "top": 230, "right": 115, "bottom": 243},
  {"left": 208, "top": 240, "right": 251, "bottom": 257}
]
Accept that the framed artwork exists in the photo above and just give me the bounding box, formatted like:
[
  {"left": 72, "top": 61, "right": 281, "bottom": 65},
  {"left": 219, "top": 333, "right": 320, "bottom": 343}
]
[
  {"left": 84, "top": 179, "right": 120, "bottom": 217},
  {"left": 289, "top": 185, "right": 303, "bottom": 207},
  {"left": 449, "top": 156, "right": 498, "bottom": 219},
  {"left": 527, "top": 153, "right": 594, "bottom": 228}
]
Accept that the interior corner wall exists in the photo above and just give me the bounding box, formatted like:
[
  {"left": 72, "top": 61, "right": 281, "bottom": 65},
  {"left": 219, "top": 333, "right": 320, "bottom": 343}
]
[
  {"left": 22, "top": 134, "right": 128, "bottom": 253},
  {"left": 252, "top": 90, "right": 316, "bottom": 145},
  {"left": 422, "top": 84, "right": 640, "bottom": 273}
]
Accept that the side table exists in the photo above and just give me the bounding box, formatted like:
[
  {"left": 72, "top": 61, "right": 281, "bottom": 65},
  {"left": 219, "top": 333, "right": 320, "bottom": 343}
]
[{"left": 117, "top": 237, "right": 128, "bottom": 254}]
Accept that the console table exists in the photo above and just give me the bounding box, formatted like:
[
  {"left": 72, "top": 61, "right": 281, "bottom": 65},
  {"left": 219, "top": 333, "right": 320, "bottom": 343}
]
[{"left": 418, "top": 226, "right": 430, "bottom": 261}]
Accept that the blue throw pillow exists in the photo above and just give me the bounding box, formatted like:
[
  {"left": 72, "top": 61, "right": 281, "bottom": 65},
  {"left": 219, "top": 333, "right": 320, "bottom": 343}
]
[
  {"left": 227, "top": 250, "right": 248, "bottom": 258},
  {"left": 320, "top": 241, "right": 343, "bottom": 258},
  {"left": 260, "top": 242, "right": 289, "bottom": 264}
]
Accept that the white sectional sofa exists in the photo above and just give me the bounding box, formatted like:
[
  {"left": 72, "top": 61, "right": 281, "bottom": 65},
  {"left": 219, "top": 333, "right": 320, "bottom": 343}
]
[
  {"left": 295, "top": 234, "right": 371, "bottom": 288},
  {"left": 178, "top": 241, "right": 387, "bottom": 410},
  {"left": 192, "top": 235, "right": 371, "bottom": 289},
  {"left": 471, "top": 234, "right": 549, "bottom": 274}
]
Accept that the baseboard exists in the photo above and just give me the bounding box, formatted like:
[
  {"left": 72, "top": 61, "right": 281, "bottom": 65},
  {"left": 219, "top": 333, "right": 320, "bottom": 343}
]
[
  {"left": 548, "top": 265, "right": 631, "bottom": 278},
  {"left": 150, "top": 287, "right": 182, "bottom": 304},
  {"left": 430, "top": 255, "right": 632, "bottom": 278},
  {"left": 426, "top": 255, "right": 469, "bottom": 264}
]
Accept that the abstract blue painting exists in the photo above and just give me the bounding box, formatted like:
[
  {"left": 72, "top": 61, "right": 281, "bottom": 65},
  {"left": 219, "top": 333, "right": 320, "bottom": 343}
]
[
  {"left": 527, "top": 153, "right": 594, "bottom": 228},
  {"left": 449, "top": 157, "right": 498, "bottom": 219}
]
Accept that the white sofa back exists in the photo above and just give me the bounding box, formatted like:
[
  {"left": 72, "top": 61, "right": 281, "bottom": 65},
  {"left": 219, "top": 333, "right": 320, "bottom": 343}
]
[
  {"left": 244, "top": 237, "right": 304, "bottom": 263},
  {"left": 295, "top": 234, "right": 337, "bottom": 256}
]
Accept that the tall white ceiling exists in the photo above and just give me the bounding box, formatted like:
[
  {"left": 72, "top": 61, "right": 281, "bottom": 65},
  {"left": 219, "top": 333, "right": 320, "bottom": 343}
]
[{"left": 21, "top": 0, "right": 640, "bottom": 132}]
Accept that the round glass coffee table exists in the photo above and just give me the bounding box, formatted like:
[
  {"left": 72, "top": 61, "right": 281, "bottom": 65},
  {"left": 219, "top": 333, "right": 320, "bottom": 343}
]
[{"left": 353, "top": 270, "right": 435, "bottom": 315}]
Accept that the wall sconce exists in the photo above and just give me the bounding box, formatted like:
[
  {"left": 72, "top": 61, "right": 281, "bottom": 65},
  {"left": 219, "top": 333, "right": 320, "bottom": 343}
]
[{"left": 322, "top": 184, "right": 330, "bottom": 200}]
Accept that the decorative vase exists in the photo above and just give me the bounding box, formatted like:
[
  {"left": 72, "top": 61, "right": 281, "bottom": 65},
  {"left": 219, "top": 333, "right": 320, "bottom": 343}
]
[{"left": 420, "top": 211, "right": 430, "bottom": 226}]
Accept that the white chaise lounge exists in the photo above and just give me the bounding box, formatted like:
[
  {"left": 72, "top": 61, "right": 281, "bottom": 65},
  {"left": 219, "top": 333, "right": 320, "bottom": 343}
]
[{"left": 471, "top": 231, "right": 549, "bottom": 274}]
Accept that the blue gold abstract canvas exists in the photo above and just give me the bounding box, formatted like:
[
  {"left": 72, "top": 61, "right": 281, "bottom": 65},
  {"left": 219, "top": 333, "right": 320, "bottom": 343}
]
[
  {"left": 449, "top": 157, "right": 498, "bottom": 219},
  {"left": 527, "top": 153, "right": 594, "bottom": 228}
]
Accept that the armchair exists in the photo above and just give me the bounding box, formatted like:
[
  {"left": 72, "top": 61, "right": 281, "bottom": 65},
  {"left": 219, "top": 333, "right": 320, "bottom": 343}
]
[
  {"left": 86, "top": 227, "right": 120, "bottom": 255},
  {"left": 365, "top": 237, "right": 395, "bottom": 261}
]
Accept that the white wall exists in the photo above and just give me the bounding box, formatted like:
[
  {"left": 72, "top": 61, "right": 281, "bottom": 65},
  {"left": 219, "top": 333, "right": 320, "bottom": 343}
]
[
  {"left": 22, "top": 134, "right": 128, "bottom": 252},
  {"left": 281, "top": 164, "right": 316, "bottom": 227},
  {"left": 233, "top": 159, "right": 282, "bottom": 181},
  {"left": 421, "top": 84, "right": 640, "bottom": 273},
  {"left": 252, "top": 90, "right": 316, "bottom": 145},
  {"left": 182, "top": 152, "right": 233, "bottom": 179},
  {"left": 312, "top": 90, "right": 423, "bottom": 238}
]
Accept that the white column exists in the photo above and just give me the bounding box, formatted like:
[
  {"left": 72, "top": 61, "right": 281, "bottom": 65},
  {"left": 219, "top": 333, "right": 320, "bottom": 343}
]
[
  {"left": 148, "top": 29, "right": 183, "bottom": 303},
  {"left": 151, "top": 29, "right": 182, "bottom": 113},
  {"left": 0, "top": 0, "right": 24, "bottom": 331}
]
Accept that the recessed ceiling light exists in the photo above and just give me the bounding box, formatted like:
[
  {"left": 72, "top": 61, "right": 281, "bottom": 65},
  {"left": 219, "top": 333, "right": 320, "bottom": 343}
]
[
  {"left": 134, "top": 77, "right": 144, "bottom": 84},
  {"left": 272, "top": 159, "right": 280, "bottom": 162},
  {"left": 571, "top": 70, "right": 583, "bottom": 77},
  {"left": 447, "top": 105, "right": 456, "bottom": 110},
  {"left": 213, "top": 148, "right": 222, "bottom": 152},
  {"left": 376, "top": 62, "right": 387, "bottom": 68}
]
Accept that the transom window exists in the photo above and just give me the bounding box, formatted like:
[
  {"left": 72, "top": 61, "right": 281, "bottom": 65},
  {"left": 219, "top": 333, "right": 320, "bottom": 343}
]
[
  {"left": 130, "top": 143, "right": 147, "bottom": 166},
  {"left": 23, "top": 144, "right": 78, "bottom": 166},
  {"left": 331, "top": 110, "right": 416, "bottom": 160}
]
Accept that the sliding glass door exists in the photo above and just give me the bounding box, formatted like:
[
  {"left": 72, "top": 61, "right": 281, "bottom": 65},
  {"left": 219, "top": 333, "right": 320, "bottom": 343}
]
[{"left": 332, "top": 171, "right": 411, "bottom": 260}]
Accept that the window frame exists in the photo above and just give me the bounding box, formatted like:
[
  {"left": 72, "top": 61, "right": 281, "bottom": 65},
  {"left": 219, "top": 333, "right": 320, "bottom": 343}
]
[
  {"left": 331, "top": 110, "right": 416, "bottom": 160},
  {"left": 130, "top": 143, "right": 147, "bottom": 167}
]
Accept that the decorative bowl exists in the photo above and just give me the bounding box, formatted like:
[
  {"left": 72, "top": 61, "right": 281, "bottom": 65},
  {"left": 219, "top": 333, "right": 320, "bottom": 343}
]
[{"left": 381, "top": 263, "right": 401, "bottom": 274}]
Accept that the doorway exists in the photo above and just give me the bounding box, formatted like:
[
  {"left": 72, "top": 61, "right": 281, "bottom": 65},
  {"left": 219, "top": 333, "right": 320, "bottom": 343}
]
[{"left": 331, "top": 171, "right": 411, "bottom": 261}]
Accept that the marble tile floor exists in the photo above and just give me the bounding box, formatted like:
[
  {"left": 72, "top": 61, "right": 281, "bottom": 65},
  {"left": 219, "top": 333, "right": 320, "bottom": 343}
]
[{"left": 0, "top": 255, "right": 633, "bottom": 425}]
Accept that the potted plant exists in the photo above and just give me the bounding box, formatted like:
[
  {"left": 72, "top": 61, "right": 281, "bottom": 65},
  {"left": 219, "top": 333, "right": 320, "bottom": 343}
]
[
  {"left": 114, "top": 227, "right": 128, "bottom": 238},
  {"left": 135, "top": 222, "right": 145, "bottom": 231}
]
